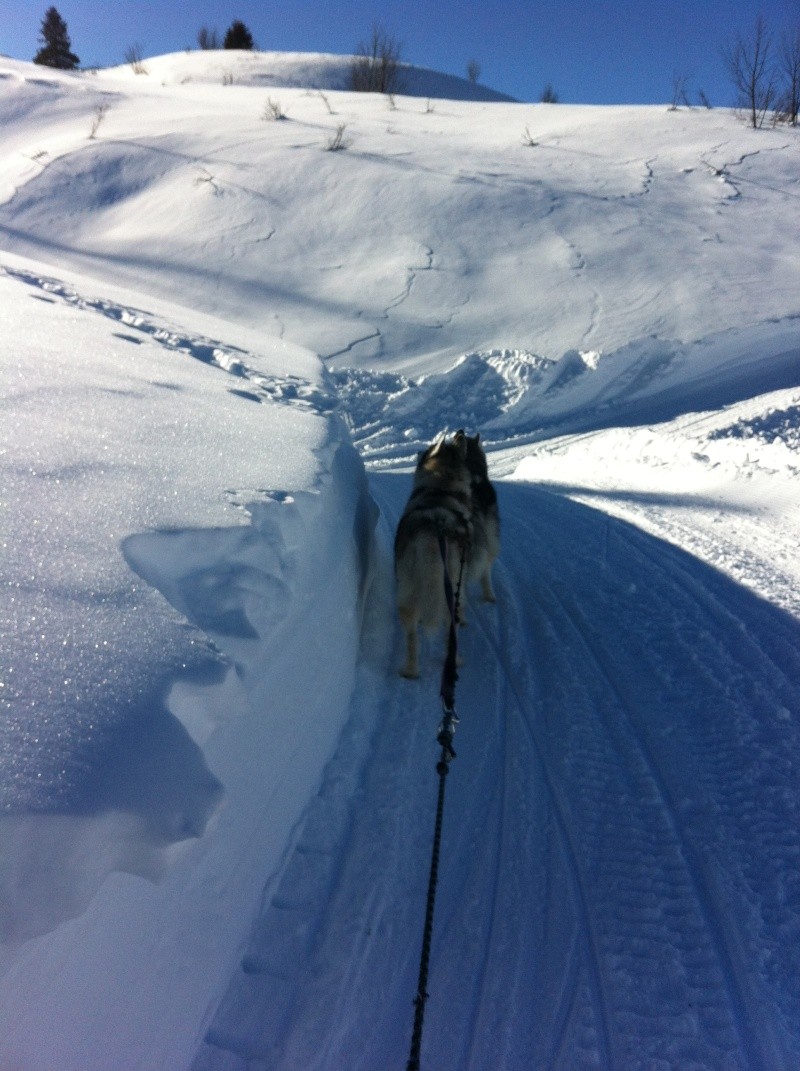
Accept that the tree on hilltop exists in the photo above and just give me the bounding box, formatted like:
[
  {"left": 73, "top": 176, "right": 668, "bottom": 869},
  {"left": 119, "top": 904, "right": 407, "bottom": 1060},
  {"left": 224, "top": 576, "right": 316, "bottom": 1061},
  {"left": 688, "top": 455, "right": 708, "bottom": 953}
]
[
  {"left": 198, "top": 26, "right": 220, "bottom": 50},
  {"left": 34, "top": 6, "right": 80, "bottom": 69},
  {"left": 224, "top": 20, "right": 255, "bottom": 50},
  {"left": 350, "top": 24, "right": 403, "bottom": 94},
  {"left": 722, "top": 15, "right": 777, "bottom": 128},
  {"left": 778, "top": 28, "right": 800, "bottom": 125}
]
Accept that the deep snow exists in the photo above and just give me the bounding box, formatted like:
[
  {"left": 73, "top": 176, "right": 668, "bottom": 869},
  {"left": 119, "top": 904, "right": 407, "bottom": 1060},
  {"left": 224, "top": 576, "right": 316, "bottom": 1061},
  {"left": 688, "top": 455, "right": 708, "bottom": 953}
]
[{"left": 1, "top": 49, "right": 799, "bottom": 1071}]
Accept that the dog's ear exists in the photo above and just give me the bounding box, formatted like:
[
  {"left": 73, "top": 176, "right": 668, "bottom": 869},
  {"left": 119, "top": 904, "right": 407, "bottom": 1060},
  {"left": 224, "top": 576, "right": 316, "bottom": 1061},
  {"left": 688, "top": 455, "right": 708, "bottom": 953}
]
[
  {"left": 474, "top": 432, "right": 481, "bottom": 445},
  {"left": 416, "top": 442, "right": 435, "bottom": 466},
  {"left": 453, "top": 429, "right": 468, "bottom": 459}
]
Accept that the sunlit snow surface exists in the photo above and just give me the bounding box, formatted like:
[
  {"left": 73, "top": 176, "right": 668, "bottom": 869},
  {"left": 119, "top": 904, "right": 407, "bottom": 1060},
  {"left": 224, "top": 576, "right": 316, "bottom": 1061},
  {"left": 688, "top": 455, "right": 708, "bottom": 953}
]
[{"left": 1, "top": 49, "right": 799, "bottom": 1071}]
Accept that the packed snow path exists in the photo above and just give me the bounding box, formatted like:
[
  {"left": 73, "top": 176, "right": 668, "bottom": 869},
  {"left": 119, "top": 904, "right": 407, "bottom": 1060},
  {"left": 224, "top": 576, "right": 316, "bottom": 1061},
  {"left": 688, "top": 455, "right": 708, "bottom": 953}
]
[{"left": 195, "top": 476, "right": 800, "bottom": 1071}]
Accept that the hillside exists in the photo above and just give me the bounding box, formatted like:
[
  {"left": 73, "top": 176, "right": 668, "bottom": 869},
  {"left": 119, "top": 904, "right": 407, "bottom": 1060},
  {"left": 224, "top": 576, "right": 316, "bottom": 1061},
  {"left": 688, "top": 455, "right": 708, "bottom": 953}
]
[
  {"left": 102, "top": 48, "right": 518, "bottom": 102},
  {"left": 1, "top": 50, "right": 799, "bottom": 1071},
  {"left": 1, "top": 51, "right": 796, "bottom": 375}
]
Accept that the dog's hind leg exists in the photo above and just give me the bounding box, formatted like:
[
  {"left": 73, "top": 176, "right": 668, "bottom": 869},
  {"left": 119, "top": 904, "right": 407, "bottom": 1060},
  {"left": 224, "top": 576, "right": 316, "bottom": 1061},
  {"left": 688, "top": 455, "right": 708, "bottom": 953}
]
[
  {"left": 398, "top": 604, "right": 420, "bottom": 679},
  {"left": 480, "top": 568, "right": 496, "bottom": 603}
]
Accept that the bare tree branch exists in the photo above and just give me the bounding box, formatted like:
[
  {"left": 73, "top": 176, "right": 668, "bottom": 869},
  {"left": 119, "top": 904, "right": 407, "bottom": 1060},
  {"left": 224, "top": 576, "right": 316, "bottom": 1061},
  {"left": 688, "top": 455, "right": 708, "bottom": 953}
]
[
  {"left": 350, "top": 25, "right": 404, "bottom": 94},
  {"left": 778, "top": 28, "right": 800, "bottom": 124},
  {"left": 721, "top": 15, "right": 778, "bottom": 128}
]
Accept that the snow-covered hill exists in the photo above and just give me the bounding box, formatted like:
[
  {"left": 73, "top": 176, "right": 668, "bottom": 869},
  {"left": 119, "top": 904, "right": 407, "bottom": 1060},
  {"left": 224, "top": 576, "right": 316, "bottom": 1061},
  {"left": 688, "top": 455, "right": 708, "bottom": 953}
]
[
  {"left": 1, "top": 50, "right": 799, "bottom": 1070},
  {"left": 2, "top": 52, "right": 797, "bottom": 369},
  {"left": 102, "top": 49, "right": 517, "bottom": 103}
]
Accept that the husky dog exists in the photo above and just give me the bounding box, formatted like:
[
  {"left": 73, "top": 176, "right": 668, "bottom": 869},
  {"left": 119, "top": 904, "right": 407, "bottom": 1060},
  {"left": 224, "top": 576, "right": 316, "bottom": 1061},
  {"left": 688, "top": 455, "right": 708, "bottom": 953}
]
[
  {"left": 394, "top": 432, "right": 473, "bottom": 678},
  {"left": 463, "top": 432, "right": 500, "bottom": 605}
]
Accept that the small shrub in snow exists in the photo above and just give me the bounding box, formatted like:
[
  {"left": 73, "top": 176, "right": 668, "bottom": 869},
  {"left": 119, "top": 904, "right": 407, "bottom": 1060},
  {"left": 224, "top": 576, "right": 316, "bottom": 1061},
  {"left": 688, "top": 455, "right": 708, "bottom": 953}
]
[
  {"left": 124, "top": 44, "right": 148, "bottom": 75},
  {"left": 194, "top": 167, "right": 221, "bottom": 193},
  {"left": 670, "top": 72, "right": 691, "bottom": 110},
  {"left": 263, "top": 97, "right": 287, "bottom": 121},
  {"left": 325, "top": 123, "right": 350, "bottom": 152},
  {"left": 89, "top": 102, "right": 109, "bottom": 139}
]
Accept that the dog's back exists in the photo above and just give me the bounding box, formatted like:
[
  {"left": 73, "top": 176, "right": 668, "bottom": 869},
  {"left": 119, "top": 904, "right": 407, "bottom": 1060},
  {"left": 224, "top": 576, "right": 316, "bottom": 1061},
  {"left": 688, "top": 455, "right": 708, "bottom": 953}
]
[{"left": 394, "top": 434, "right": 472, "bottom": 677}]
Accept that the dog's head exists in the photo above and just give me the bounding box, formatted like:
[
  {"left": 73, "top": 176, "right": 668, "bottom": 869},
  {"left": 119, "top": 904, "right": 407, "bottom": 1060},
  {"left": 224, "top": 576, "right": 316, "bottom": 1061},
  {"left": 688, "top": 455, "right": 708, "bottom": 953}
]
[{"left": 415, "top": 430, "right": 469, "bottom": 483}]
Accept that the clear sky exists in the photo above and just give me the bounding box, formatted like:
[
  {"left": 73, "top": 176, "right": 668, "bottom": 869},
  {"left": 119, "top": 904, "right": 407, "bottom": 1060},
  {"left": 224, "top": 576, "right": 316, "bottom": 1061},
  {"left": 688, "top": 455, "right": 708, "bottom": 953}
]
[{"left": 2, "top": 1, "right": 799, "bottom": 105}]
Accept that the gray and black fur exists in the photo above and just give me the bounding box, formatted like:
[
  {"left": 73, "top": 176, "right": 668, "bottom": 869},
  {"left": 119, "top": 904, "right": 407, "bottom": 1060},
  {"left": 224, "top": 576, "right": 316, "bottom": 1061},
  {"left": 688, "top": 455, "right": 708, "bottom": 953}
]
[
  {"left": 462, "top": 431, "right": 500, "bottom": 605},
  {"left": 394, "top": 431, "right": 473, "bottom": 678}
]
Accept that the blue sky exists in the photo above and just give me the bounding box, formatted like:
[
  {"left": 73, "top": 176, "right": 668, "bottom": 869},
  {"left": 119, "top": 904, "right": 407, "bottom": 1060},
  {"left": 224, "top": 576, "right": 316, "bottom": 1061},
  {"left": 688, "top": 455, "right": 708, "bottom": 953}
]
[{"left": 2, "top": 1, "right": 799, "bottom": 104}]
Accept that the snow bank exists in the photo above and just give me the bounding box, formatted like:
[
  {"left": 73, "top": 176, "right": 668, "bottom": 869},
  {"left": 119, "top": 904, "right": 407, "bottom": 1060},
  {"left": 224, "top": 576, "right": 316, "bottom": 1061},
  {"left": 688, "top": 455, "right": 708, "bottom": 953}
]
[
  {"left": 334, "top": 318, "right": 800, "bottom": 464},
  {"left": 0, "top": 258, "right": 377, "bottom": 1070}
]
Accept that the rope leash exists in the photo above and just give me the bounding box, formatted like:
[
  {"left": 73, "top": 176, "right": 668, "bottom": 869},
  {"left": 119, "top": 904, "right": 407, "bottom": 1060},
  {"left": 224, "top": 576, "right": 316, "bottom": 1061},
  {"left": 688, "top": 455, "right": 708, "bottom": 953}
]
[{"left": 406, "top": 533, "right": 466, "bottom": 1071}]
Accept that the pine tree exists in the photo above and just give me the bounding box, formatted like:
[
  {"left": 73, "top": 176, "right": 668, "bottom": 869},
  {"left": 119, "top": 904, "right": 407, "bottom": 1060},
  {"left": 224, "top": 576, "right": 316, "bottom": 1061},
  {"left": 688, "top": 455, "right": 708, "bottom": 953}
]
[
  {"left": 223, "top": 21, "right": 255, "bottom": 50},
  {"left": 33, "top": 7, "right": 80, "bottom": 70}
]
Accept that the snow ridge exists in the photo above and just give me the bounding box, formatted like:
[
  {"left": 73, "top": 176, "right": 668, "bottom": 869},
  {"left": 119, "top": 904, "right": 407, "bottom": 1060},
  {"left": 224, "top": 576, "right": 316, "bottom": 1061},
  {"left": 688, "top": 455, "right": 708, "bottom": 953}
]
[{"left": 334, "top": 320, "right": 800, "bottom": 466}]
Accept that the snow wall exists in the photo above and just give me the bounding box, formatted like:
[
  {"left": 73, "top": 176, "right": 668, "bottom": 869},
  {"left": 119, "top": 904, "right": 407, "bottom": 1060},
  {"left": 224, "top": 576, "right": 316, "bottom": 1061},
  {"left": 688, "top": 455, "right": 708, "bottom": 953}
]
[{"left": 0, "top": 408, "right": 377, "bottom": 1070}]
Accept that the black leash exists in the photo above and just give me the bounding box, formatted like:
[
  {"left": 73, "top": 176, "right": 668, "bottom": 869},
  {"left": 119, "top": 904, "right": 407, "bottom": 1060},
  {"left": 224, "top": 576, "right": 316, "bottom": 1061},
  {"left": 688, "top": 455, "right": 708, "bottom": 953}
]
[{"left": 406, "top": 534, "right": 466, "bottom": 1071}]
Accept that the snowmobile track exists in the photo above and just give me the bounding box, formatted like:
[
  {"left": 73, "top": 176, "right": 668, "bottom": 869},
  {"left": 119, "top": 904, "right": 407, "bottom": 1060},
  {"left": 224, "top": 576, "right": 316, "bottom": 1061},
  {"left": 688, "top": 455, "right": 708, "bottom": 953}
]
[
  {"left": 195, "top": 475, "right": 800, "bottom": 1071},
  {"left": 471, "top": 575, "right": 615, "bottom": 1069}
]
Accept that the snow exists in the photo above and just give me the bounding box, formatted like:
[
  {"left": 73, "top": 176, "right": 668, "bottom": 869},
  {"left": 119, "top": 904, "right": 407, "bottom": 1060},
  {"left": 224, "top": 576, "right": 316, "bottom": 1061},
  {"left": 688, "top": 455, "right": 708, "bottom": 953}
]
[
  {"left": 1, "top": 49, "right": 799, "bottom": 1070},
  {"left": 100, "top": 49, "right": 517, "bottom": 103}
]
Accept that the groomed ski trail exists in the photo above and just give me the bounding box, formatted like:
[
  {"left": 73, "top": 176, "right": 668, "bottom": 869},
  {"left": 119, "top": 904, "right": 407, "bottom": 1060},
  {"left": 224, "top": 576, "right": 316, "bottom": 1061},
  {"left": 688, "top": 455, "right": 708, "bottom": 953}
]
[{"left": 194, "top": 477, "right": 800, "bottom": 1071}]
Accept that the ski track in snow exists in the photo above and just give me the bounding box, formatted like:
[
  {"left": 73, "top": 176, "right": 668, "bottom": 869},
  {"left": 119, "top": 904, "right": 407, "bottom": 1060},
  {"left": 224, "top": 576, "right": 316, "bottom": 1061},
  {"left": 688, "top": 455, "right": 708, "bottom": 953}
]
[{"left": 195, "top": 478, "right": 800, "bottom": 1070}]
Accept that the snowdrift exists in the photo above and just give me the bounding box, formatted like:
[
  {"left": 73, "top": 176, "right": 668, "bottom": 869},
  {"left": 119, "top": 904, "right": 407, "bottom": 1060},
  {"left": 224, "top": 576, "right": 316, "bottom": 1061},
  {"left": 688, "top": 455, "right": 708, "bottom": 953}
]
[{"left": 0, "top": 258, "right": 376, "bottom": 1068}]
